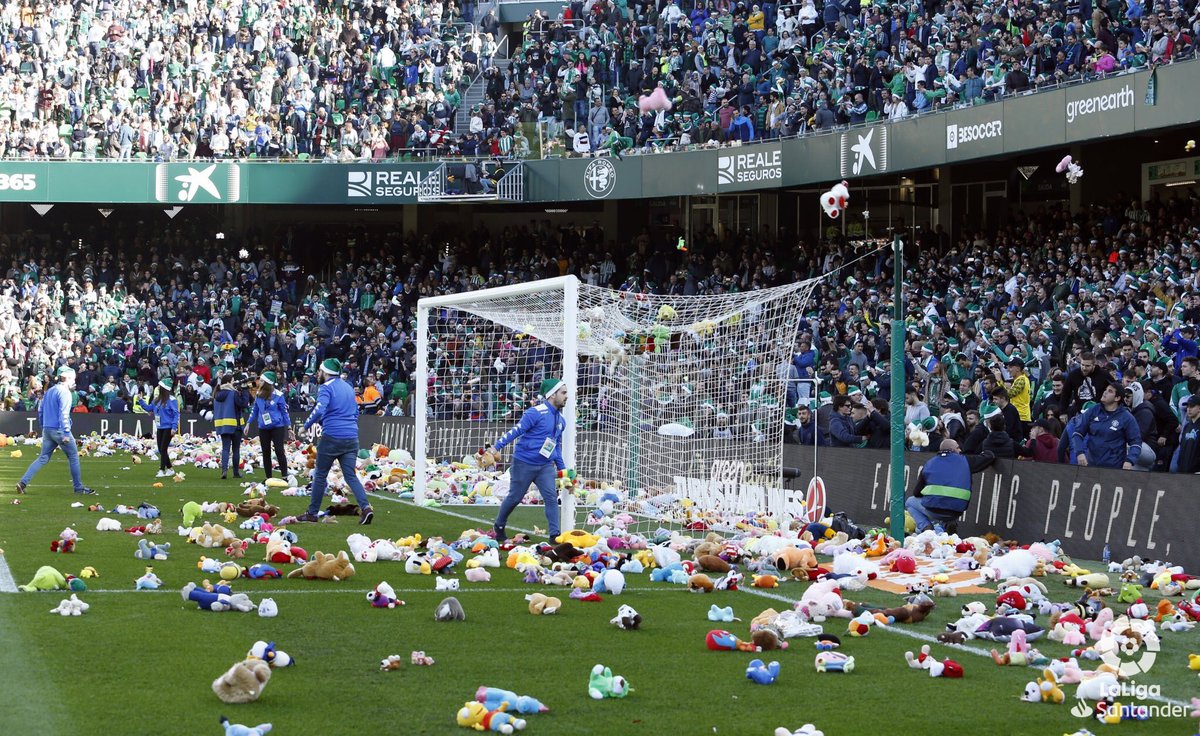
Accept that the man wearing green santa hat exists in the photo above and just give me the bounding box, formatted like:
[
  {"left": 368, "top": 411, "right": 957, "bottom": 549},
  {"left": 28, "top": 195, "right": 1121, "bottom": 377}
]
[
  {"left": 488, "top": 377, "right": 569, "bottom": 543},
  {"left": 298, "top": 358, "right": 374, "bottom": 525}
]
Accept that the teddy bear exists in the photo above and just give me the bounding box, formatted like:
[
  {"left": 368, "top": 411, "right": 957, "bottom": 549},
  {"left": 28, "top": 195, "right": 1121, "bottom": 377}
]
[
  {"left": 236, "top": 498, "right": 280, "bottom": 519},
  {"left": 435, "top": 596, "right": 466, "bottom": 621},
  {"left": 751, "top": 625, "right": 789, "bottom": 651},
  {"left": 611, "top": 604, "right": 642, "bottom": 630},
  {"left": 881, "top": 601, "right": 935, "bottom": 624},
  {"left": 190, "top": 523, "right": 238, "bottom": 549},
  {"left": 455, "top": 701, "right": 526, "bottom": 734},
  {"left": 286, "top": 551, "right": 356, "bottom": 581},
  {"left": 773, "top": 546, "right": 818, "bottom": 574},
  {"left": 212, "top": 659, "right": 272, "bottom": 704},
  {"left": 688, "top": 574, "right": 715, "bottom": 593},
  {"left": 525, "top": 593, "right": 562, "bottom": 615}
]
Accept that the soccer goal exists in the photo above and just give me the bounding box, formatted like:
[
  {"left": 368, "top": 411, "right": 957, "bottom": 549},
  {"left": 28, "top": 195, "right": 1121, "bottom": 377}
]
[{"left": 414, "top": 275, "right": 819, "bottom": 536}]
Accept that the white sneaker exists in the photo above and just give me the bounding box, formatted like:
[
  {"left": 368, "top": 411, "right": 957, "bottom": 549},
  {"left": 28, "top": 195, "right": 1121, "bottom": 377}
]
[
  {"left": 155, "top": 470, "right": 166, "bottom": 477},
  {"left": 163, "top": 469, "right": 175, "bottom": 477}
]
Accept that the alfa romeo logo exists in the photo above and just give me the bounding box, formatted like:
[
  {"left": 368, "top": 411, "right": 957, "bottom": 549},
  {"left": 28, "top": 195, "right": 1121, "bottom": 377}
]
[
  {"left": 1098, "top": 615, "right": 1159, "bottom": 677},
  {"left": 583, "top": 158, "right": 617, "bottom": 199}
]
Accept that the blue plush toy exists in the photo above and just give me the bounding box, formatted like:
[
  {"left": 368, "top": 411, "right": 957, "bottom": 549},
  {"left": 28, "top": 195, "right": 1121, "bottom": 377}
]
[
  {"left": 650, "top": 562, "right": 683, "bottom": 582},
  {"left": 746, "top": 659, "right": 781, "bottom": 685},
  {"left": 137, "top": 503, "right": 160, "bottom": 520},
  {"left": 708, "top": 605, "right": 739, "bottom": 622},
  {"left": 245, "top": 564, "right": 281, "bottom": 580},
  {"left": 134, "top": 538, "right": 170, "bottom": 561},
  {"left": 475, "top": 686, "right": 548, "bottom": 715},
  {"left": 182, "top": 581, "right": 254, "bottom": 612},
  {"left": 220, "top": 716, "right": 272, "bottom": 736}
]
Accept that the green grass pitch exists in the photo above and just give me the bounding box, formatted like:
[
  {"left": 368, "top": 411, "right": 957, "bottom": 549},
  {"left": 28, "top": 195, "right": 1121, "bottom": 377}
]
[{"left": 0, "top": 453, "right": 1195, "bottom": 735}]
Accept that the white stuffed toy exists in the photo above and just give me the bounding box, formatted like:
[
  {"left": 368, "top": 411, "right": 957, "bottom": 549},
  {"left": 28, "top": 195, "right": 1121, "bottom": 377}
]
[
  {"left": 50, "top": 593, "right": 89, "bottom": 616},
  {"left": 819, "top": 181, "right": 850, "bottom": 219}
]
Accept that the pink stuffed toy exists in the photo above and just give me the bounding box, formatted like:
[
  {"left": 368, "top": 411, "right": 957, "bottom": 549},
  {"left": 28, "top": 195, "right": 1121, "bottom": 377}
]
[
  {"left": 638, "top": 86, "right": 673, "bottom": 113},
  {"left": 1055, "top": 155, "right": 1084, "bottom": 183},
  {"left": 465, "top": 567, "right": 491, "bottom": 583}
]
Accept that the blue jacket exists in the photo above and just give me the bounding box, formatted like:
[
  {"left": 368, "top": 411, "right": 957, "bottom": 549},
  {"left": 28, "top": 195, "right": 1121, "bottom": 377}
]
[
  {"left": 914, "top": 449, "right": 995, "bottom": 514},
  {"left": 495, "top": 401, "right": 565, "bottom": 469},
  {"left": 212, "top": 388, "right": 248, "bottom": 435},
  {"left": 138, "top": 397, "right": 180, "bottom": 430},
  {"left": 304, "top": 377, "right": 359, "bottom": 440},
  {"left": 1070, "top": 404, "right": 1141, "bottom": 469},
  {"left": 39, "top": 382, "right": 74, "bottom": 432},
  {"left": 828, "top": 413, "right": 862, "bottom": 447},
  {"left": 247, "top": 390, "right": 290, "bottom": 431}
]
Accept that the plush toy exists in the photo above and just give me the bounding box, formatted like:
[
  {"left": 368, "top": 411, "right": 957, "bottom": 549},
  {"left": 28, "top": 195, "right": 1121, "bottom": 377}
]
[
  {"left": 247, "top": 640, "right": 293, "bottom": 668},
  {"left": 435, "top": 596, "right": 466, "bottom": 622},
  {"left": 611, "top": 604, "right": 642, "bottom": 630},
  {"left": 367, "top": 581, "right": 403, "bottom": 608},
  {"left": 212, "top": 659, "right": 271, "bottom": 704},
  {"left": 455, "top": 701, "right": 526, "bottom": 733},
  {"left": 973, "top": 616, "right": 1045, "bottom": 642},
  {"left": 49, "top": 593, "right": 89, "bottom": 616},
  {"left": 475, "top": 687, "right": 548, "bottom": 715},
  {"left": 50, "top": 527, "right": 79, "bottom": 553},
  {"left": 796, "top": 579, "right": 852, "bottom": 622},
  {"left": 752, "top": 626, "right": 789, "bottom": 651},
  {"left": 219, "top": 562, "right": 245, "bottom": 581},
  {"left": 990, "top": 629, "right": 1032, "bottom": 665},
  {"left": 637, "top": 86, "right": 673, "bottom": 113},
  {"left": 705, "top": 629, "right": 758, "bottom": 652},
  {"left": 1037, "top": 668, "right": 1065, "bottom": 704},
  {"left": 412, "top": 651, "right": 435, "bottom": 666},
  {"left": 219, "top": 716, "right": 272, "bottom": 736},
  {"left": 593, "top": 569, "right": 626, "bottom": 596},
  {"left": 707, "top": 605, "right": 739, "bottom": 622},
  {"left": 774, "top": 726, "right": 824, "bottom": 736},
  {"left": 405, "top": 552, "right": 433, "bottom": 575},
  {"left": 819, "top": 181, "right": 850, "bottom": 219},
  {"left": 746, "top": 659, "right": 781, "bottom": 685},
  {"left": 927, "top": 657, "right": 964, "bottom": 679},
  {"left": 136, "top": 568, "right": 163, "bottom": 590},
  {"left": 881, "top": 601, "right": 935, "bottom": 624},
  {"left": 1056, "top": 154, "right": 1084, "bottom": 184},
  {"left": 182, "top": 581, "right": 255, "bottom": 612},
  {"left": 236, "top": 498, "right": 279, "bottom": 518},
  {"left": 813, "top": 651, "right": 855, "bottom": 673},
  {"left": 182, "top": 501, "right": 203, "bottom": 528},
  {"left": 753, "top": 574, "right": 780, "bottom": 589},
  {"left": 688, "top": 574, "right": 714, "bottom": 593},
  {"left": 587, "top": 664, "right": 632, "bottom": 699},
  {"left": 96, "top": 517, "right": 122, "bottom": 531},
  {"left": 466, "top": 567, "right": 491, "bottom": 583},
  {"left": 258, "top": 598, "right": 278, "bottom": 617},
  {"left": 1065, "top": 573, "right": 1111, "bottom": 589},
  {"left": 286, "top": 550, "right": 356, "bottom": 581},
  {"left": 245, "top": 564, "right": 281, "bottom": 580},
  {"left": 134, "top": 538, "right": 171, "bottom": 561},
  {"left": 19, "top": 565, "right": 67, "bottom": 592},
  {"left": 380, "top": 654, "right": 403, "bottom": 671},
  {"left": 525, "top": 593, "right": 562, "bottom": 615},
  {"left": 79, "top": 566, "right": 98, "bottom": 579},
  {"left": 436, "top": 577, "right": 460, "bottom": 592}
]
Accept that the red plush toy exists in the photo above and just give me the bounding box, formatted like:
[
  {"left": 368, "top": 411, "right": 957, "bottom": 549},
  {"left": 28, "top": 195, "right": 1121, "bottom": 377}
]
[{"left": 706, "top": 629, "right": 758, "bottom": 652}]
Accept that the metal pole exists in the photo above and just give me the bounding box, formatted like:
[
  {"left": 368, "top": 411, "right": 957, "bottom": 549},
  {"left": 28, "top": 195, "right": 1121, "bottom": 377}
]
[{"left": 888, "top": 234, "right": 906, "bottom": 541}]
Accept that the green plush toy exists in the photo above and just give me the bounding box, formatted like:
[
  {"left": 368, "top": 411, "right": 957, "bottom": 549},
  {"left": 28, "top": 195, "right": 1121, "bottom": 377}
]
[
  {"left": 19, "top": 565, "right": 67, "bottom": 592},
  {"left": 587, "top": 664, "right": 632, "bottom": 700},
  {"left": 182, "top": 501, "right": 203, "bottom": 528}
]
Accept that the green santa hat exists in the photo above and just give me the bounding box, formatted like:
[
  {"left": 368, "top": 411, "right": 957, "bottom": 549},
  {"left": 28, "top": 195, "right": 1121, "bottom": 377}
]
[
  {"left": 260, "top": 371, "right": 278, "bottom": 386},
  {"left": 918, "top": 416, "right": 938, "bottom": 431},
  {"left": 540, "top": 377, "right": 566, "bottom": 398},
  {"left": 56, "top": 365, "right": 76, "bottom": 380},
  {"left": 158, "top": 378, "right": 173, "bottom": 391},
  {"left": 980, "top": 402, "right": 1002, "bottom": 420},
  {"left": 320, "top": 358, "right": 342, "bottom": 375},
  {"left": 818, "top": 391, "right": 833, "bottom": 405}
]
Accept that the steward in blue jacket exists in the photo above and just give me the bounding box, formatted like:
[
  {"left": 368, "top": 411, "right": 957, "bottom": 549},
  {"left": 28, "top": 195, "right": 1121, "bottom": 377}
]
[{"left": 906, "top": 440, "right": 996, "bottom": 532}]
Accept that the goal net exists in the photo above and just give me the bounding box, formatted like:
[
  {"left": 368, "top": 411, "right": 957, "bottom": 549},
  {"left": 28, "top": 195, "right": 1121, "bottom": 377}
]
[{"left": 414, "top": 275, "right": 819, "bottom": 537}]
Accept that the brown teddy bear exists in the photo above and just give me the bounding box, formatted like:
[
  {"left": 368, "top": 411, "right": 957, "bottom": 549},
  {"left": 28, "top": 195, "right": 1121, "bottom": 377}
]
[
  {"left": 190, "top": 522, "right": 238, "bottom": 549},
  {"left": 212, "top": 659, "right": 271, "bottom": 704},
  {"left": 688, "top": 574, "right": 715, "bottom": 593},
  {"left": 693, "top": 532, "right": 725, "bottom": 559},
  {"left": 881, "top": 601, "right": 935, "bottom": 624},
  {"left": 236, "top": 499, "right": 280, "bottom": 518},
  {"left": 774, "top": 546, "right": 818, "bottom": 574},
  {"left": 286, "top": 550, "right": 356, "bottom": 581},
  {"left": 696, "top": 554, "right": 731, "bottom": 573}
]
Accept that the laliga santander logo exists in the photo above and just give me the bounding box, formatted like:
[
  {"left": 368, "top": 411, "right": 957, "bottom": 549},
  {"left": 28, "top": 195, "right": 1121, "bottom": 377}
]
[{"left": 1098, "top": 615, "right": 1159, "bottom": 677}]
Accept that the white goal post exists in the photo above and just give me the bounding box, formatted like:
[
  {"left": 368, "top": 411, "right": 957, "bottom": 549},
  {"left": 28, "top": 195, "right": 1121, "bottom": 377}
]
[{"left": 414, "top": 274, "right": 819, "bottom": 535}]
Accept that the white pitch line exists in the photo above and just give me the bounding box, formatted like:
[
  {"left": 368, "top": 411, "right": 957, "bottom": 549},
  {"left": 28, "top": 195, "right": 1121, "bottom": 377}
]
[
  {"left": 367, "top": 492, "right": 535, "bottom": 533},
  {"left": 733, "top": 584, "right": 1190, "bottom": 709},
  {"left": 0, "top": 553, "right": 18, "bottom": 592},
  {"left": 16, "top": 585, "right": 674, "bottom": 596}
]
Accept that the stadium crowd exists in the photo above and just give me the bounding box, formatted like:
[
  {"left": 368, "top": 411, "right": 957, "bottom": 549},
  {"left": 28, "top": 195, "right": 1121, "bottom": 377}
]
[
  {"left": 0, "top": 0, "right": 1194, "bottom": 160},
  {"left": 0, "top": 188, "right": 1198, "bottom": 472},
  {"left": 0, "top": 0, "right": 503, "bottom": 161},
  {"left": 451, "top": 0, "right": 1198, "bottom": 155}
]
